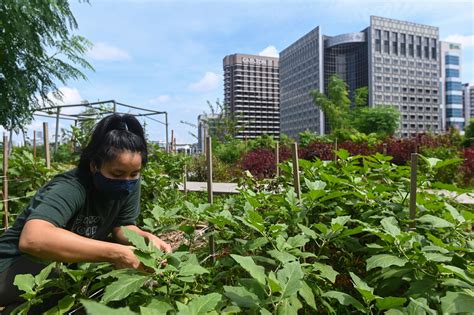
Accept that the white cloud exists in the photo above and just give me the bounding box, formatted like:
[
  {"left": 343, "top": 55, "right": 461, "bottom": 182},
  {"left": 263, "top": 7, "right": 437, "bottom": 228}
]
[
  {"left": 46, "top": 87, "right": 84, "bottom": 115},
  {"left": 87, "top": 42, "right": 131, "bottom": 61},
  {"left": 443, "top": 34, "right": 474, "bottom": 48},
  {"left": 258, "top": 45, "right": 279, "bottom": 58},
  {"left": 149, "top": 95, "right": 171, "bottom": 105},
  {"left": 188, "top": 72, "right": 220, "bottom": 92}
]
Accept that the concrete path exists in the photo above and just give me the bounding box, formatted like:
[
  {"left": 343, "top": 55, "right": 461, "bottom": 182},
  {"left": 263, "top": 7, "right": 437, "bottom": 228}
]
[{"left": 178, "top": 182, "right": 474, "bottom": 204}]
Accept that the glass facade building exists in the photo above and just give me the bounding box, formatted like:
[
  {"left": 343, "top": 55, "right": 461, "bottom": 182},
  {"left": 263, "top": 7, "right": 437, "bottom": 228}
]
[
  {"left": 463, "top": 83, "right": 474, "bottom": 126},
  {"left": 279, "top": 16, "right": 442, "bottom": 138},
  {"left": 440, "top": 42, "right": 464, "bottom": 131}
]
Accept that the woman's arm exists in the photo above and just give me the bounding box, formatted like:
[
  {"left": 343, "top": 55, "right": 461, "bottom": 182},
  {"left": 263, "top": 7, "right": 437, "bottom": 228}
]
[
  {"left": 19, "top": 219, "right": 141, "bottom": 269},
  {"left": 112, "top": 225, "right": 172, "bottom": 253}
]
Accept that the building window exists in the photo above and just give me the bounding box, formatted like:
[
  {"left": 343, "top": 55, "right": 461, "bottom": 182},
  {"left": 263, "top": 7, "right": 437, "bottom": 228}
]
[
  {"left": 392, "top": 32, "right": 398, "bottom": 55},
  {"left": 446, "top": 69, "right": 460, "bottom": 77},
  {"left": 446, "top": 81, "right": 462, "bottom": 90},
  {"left": 375, "top": 29, "right": 381, "bottom": 52},
  {"left": 447, "top": 95, "right": 462, "bottom": 104},
  {"left": 400, "top": 33, "right": 406, "bottom": 56},
  {"left": 383, "top": 31, "right": 390, "bottom": 53},
  {"left": 408, "top": 35, "right": 414, "bottom": 57},
  {"left": 431, "top": 38, "right": 437, "bottom": 60},
  {"left": 446, "top": 108, "right": 463, "bottom": 117},
  {"left": 445, "top": 55, "right": 460, "bottom": 65},
  {"left": 424, "top": 37, "right": 429, "bottom": 59},
  {"left": 416, "top": 36, "right": 422, "bottom": 58}
]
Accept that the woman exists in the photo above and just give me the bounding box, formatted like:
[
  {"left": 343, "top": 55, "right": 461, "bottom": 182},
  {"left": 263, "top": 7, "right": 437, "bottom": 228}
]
[{"left": 0, "top": 114, "right": 171, "bottom": 308}]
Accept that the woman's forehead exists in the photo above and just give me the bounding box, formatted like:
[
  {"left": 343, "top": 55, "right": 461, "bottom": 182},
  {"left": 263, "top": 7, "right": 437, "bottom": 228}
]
[{"left": 104, "top": 151, "right": 142, "bottom": 169}]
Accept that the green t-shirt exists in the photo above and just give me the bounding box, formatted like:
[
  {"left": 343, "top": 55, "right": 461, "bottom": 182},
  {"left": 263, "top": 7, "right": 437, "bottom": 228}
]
[{"left": 0, "top": 168, "right": 140, "bottom": 273}]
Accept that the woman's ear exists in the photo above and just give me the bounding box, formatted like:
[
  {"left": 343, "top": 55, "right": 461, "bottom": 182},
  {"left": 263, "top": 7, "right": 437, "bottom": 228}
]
[{"left": 90, "top": 162, "right": 97, "bottom": 173}]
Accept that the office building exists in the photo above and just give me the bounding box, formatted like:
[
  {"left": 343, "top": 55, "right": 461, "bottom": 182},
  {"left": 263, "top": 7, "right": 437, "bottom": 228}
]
[
  {"left": 280, "top": 16, "right": 442, "bottom": 138},
  {"left": 464, "top": 83, "right": 474, "bottom": 125},
  {"left": 223, "top": 53, "right": 280, "bottom": 140},
  {"left": 440, "top": 42, "right": 464, "bottom": 131}
]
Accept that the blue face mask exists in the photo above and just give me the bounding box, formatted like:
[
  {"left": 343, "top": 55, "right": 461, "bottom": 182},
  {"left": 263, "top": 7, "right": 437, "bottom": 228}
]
[{"left": 93, "top": 171, "right": 139, "bottom": 198}]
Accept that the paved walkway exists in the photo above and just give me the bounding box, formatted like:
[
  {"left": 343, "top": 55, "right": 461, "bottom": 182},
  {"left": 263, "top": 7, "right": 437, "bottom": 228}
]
[{"left": 178, "top": 182, "right": 474, "bottom": 204}]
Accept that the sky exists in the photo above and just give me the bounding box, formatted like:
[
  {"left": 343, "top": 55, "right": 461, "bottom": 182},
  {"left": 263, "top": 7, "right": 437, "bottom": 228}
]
[{"left": 6, "top": 0, "right": 474, "bottom": 145}]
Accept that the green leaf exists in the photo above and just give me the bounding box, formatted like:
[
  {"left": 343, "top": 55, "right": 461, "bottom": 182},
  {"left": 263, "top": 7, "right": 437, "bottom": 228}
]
[
  {"left": 380, "top": 217, "right": 401, "bottom": 237},
  {"left": 231, "top": 254, "right": 266, "bottom": 286},
  {"left": 277, "top": 262, "right": 304, "bottom": 299},
  {"left": 187, "top": 293, "right": 222, "bottom": 315},
  {"left": 417, "top": 215, "right": 454, "bottom": 228},
  {"left": 366, "top": 254, "right": 408, "bottom": 271},
  {"left": 286, "top": 234, "right": 309, "bottom": 248},
  {"left": 122, "top": 227, "right": 149, "bottom": 252},
  {"left": 407, "top": 297, "right": 436, "bottom": 315},
  {"left": 297, "top": 224, "right": 317, "bottom": 239},
  {"left": 442, "top": 278, "right": 474, "bottom": 289},
  {"left": 35, "top": 263, "right": 55, "bottom": 286},
  {"left": 445, "top": 203, "right": 465, "bottom": 223},
  {"left": 224, "top": 286, "right": 260, "bottom": 309},
  {"left": 14, "top": 273, "right": 35, "bottom": 294},
  {"left": 268, "top": 271, "right": 282, "bottom": 293},
  {"left": 277, "top": 299, "right": 299, "bottom": 315},
  {"left": 44, "top": 295, "right": 75, "bottom": 315},
  {"left": 81, "top": 299, "right": 136, "bottom": 315},
  {"left": 144, "top": 299, "right": 174, "bottom": 314},
  {"left": 244, "top": 210, "right": 266, "bottom": 233},
  {"left": 322, "top": 291, "right": 366, "bottom": 312},
  {"left": 304, "top": 178, "right": 326, "bottom": 190},
  {"left": 298, "top": 281, "right": 317, "bottom": 310},
  {"left": 101, "top": 275, "right": 148, "bottom": 303},
  {"left": 375, "top": 297, "right": 407, "bottom": 310},
  {"left": 349, "top": 272, "right": 376, "bottom": 303},
  {"left": 441, "top": 291, "right": 474, "bottom": 314},
  {"left": 331, "top": 215, "right": 351, "bottom": 228},
  {"left": 178, "top": 263, "right": 209, "bottom": 277},
  {"left": 439, "top": 264, "right": 474, "bottom": 285},
  {"left": 268, "top": 250, "right": 298, "bottom": 263},
  {"left": 313, "top": 262, "right": 339, "bottom": 283},
  {"left": 423, "top": 252, "right": 452, "bottom": 262}
]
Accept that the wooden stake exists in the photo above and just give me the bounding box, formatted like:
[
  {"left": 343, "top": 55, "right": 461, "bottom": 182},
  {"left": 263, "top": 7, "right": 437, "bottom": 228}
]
[
  {"left": 275, "top": 142, "right": 280, "bottom": 178},
  {"left": 3, "top": 134, "right": 9, "bottom": 229},
  {"left": 33, "top": 130, "right": 37, "bottom": 159},
  {"left": 171, "top": 130, "right": 174, "bottom": 153},
  {"left": 409, "top": 153, "right": 418, "bottom": 229},
  {"left": 383, "top": 143, "right": 387, "bottom": 155},
  {"left": 292, "top": 142, "right": 301, "bottom": 199},
  {"left": 206, "top": 136, "right": 215, "bottom": 262},
  {"left": 43, "top": 122, "right": 50, "bottom": 169},
  {"left": 334, "top": 138, "right": 338, "bottom": 163}
]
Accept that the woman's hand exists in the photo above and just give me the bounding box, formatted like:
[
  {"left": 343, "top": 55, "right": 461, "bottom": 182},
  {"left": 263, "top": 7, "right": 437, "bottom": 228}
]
[
  {"left": 147, "top": 234, "right": 172, "bottom": 253},
  {"left": 113, "top": 245, "right": 142, "bottom": 269}
]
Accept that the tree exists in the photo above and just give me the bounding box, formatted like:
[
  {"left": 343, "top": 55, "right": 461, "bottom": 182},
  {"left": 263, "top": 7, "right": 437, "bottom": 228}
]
[
  {"left": 464, "top": 118, "right": 474, "bottom": 147},
  {"left": 353, "top": 86, "right": 368, "bottom": 109},
  {"left": 310, "top": 75, "right": 351, "bottom": 132},
  {"left": 353, "top": 106, "right": 400, "bottom": 137},
  {"left": 0, "top": 0, "right": 93, "bottom": 131}
]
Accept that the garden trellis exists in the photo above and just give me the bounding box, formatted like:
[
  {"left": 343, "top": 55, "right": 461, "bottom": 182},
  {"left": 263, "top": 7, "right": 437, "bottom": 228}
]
[{"left": 1, "top": 100, "right": 170, "bottom": 229}]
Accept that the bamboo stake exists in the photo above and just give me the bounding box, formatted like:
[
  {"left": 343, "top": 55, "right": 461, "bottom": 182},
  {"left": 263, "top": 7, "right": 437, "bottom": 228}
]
[
  {"left": 206, "top": 136, "right": 215, "bottom": 262},
  {"left": 409, "top": 153, "right": 418, "bottom": 229},
  {"left": 43, "top": 122, "right": 50, "bottom": 169},
  {"left": 33, "top": 130, "right": 37, "bottom": 159},
  {"left": 3, "top": 134, "right": 9, "bottom": 229},
  {"left": 275, "top": 142, "right": 280, "bottom": 178},
  {"left": 292, "top": 142, "right": 301, "bottom": 200}
]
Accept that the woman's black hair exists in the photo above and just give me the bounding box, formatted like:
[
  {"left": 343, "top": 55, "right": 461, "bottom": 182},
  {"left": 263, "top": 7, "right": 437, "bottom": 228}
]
[{"left": 78, "top": 114, "right": 148, "bottom": 173}]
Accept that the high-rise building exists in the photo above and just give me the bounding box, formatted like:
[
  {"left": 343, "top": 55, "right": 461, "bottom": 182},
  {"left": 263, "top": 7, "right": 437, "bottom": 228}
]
[
  {"left": 223, "top": 53, "right": 280, "bottom": 140},
  {"left": 440, "top": 42, "right": 464, "bottom": 131},
  {"left": 280, "top": 16, "right": 442, "bottom": 139},
  {"left": 463, "top": 83, "right": 474, "bottom": 125}
]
